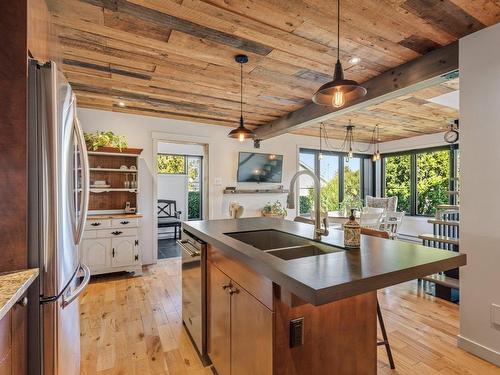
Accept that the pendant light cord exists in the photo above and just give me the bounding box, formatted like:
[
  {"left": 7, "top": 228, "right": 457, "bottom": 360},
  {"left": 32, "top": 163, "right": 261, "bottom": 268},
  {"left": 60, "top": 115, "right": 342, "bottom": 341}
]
[
  {"left": 240, "top": 61, "right": 243, "bottom": 121},
  {"left": 337, "top": 0, "right": 340, "bottom": 60}
]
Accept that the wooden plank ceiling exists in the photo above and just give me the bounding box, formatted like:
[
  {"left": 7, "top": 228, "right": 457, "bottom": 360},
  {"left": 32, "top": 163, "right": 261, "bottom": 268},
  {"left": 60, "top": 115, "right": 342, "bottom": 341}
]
[
  {"left": 47, "top": 0, "right": 499, "bottom": 140},
  {"left": 295, "top": 78, "right": 460, "bottom": 142}
]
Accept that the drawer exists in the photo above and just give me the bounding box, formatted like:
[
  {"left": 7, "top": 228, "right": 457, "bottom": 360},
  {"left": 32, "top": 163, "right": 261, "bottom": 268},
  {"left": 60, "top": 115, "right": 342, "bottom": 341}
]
[
  {"left": 82, "top": 230, "right": 97, "bottom": 239},
  {"left": 96, "top": 228, "right": 138, "bottom": 238},
  {"left": 85, "top": 219, "right": 111, "bottom": 230},
  {"left": 111, "top": 218, "right": 139, "bottom": 228}
]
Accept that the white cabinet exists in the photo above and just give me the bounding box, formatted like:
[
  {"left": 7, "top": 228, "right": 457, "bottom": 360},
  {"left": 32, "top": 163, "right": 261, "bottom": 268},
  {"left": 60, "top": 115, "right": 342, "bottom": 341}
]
[
  {"left": 80, "top": 215, "right": 142, "bottom": 276},
  {"left": 81, "top": 238, "right": 111, "bottom": 271},
  {"left": 111, "top": 236, "right": 138, "bottom": 267}
]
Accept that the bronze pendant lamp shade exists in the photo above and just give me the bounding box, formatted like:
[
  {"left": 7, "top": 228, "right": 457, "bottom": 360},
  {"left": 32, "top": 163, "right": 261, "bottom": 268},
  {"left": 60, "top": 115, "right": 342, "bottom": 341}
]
[
  {"left": 312, "top": 0, "right": 367, "bottom": 107},
  {"left": 228, "top": 54, "right": 256, "bottom": 142}
]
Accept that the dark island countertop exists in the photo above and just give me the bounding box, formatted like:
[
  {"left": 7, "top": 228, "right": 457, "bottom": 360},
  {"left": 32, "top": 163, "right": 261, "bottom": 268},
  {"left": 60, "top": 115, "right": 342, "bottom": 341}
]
[{"left": 183, "top": 218, "right": 466, "bottom": 305}]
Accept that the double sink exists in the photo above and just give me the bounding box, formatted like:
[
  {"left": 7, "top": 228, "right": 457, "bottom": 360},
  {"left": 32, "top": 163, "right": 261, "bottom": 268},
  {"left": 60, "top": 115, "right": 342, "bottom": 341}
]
[{"left": 225, "top": 229, "right": 343, "bottom": 260}]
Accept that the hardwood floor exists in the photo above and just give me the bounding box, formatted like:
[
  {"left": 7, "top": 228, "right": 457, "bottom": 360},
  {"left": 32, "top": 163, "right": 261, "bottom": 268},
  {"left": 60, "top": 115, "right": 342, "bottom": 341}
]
[{"left": 80, "top": 258, "right": 500, "bottom": 375}]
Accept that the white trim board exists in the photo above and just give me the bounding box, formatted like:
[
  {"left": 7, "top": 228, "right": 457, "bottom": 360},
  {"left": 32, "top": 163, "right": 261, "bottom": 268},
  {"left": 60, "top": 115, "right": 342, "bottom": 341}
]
[{"left": 458, "top": 335, "right": 500, "bottom": 367}]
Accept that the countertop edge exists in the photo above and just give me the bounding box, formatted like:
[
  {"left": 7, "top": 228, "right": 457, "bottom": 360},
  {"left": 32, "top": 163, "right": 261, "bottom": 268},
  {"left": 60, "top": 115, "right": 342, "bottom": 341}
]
[
  {"left": 183, "top": 220, "right": 467, "bottom": 306},
  {"left": 0, "top": 268, "right": 39, "bottom": 321}
]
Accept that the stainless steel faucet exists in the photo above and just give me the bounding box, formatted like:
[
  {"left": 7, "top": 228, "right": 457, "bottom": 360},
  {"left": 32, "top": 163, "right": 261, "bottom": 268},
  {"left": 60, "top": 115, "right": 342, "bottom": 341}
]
[{"left": 287, "top": 170, "right": 329, "bottom": 240}]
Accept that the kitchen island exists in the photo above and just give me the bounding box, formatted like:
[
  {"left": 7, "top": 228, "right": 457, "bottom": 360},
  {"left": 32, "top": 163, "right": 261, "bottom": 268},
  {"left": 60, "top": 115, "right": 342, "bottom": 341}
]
[{"left": 183, "top": 217, "right": 466, "bottom": 375}]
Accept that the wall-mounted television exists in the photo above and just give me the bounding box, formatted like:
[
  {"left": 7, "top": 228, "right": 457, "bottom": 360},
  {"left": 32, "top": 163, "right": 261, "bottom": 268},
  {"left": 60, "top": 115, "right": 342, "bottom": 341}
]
[{"left": 237, "top": 152, "right": 283, "bottom": 183}]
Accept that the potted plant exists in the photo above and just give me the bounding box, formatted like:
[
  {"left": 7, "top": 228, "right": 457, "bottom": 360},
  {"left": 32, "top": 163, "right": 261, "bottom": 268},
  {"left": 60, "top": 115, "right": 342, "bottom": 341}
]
[
  {"left": 84, "top": 131, "right": 128, "bottom": 151},
  {"left": 262, "top": 201, "right": 287, "bottom": 218}
]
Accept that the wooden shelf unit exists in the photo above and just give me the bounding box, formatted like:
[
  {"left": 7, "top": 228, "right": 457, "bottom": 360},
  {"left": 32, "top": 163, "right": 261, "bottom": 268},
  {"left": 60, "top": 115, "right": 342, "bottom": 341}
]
[{"left": 87, "top": 148, "right": 142, "bottom": 213}]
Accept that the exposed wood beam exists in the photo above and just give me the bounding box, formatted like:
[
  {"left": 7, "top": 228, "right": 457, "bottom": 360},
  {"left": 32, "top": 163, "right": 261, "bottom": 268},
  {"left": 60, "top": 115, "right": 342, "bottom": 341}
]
[{"left": 254, "top": 41, "right": 459, "bottom": 140}]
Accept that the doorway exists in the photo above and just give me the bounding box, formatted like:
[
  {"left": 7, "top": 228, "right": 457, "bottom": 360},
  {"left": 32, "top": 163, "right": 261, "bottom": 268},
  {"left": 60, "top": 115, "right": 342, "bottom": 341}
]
[{"left": 156, "top": 142, "right": 207, "bottom": 259}]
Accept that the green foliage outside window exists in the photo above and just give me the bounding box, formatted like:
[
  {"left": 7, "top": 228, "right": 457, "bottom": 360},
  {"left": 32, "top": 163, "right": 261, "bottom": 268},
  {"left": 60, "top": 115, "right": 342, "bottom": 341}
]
[
  {"left": 384, "top": 149, "right": 451, "bottom": 216},
  {"left": 385, "top": 155, "right": 411, "bottom": 213},
  {"left": 299, "top": 195, "right": 312, "bottom": 215},
  {"left": 301, "top": 166, "right": 360, "bottom": 214},
  {"left": 157, "top": 155, "right": 185, "bottom": 174},
  {"left": 416, "top": 150, "right": 450, "bottom": 216},
  {"left": 188, "top": 191, "right": 201, "bottom": 219}
]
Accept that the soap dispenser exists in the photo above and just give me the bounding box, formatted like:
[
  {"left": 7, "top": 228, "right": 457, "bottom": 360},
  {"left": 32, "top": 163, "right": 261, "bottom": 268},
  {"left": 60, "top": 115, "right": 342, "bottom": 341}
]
[{"left": 344, "top": 209, "right": 361, "bottom": 249}]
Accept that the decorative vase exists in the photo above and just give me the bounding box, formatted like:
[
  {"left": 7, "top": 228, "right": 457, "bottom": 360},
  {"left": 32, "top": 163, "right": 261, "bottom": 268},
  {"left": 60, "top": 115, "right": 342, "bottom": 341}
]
[{"left": 344, "top": 209, "right": 361, "bottom": 249}]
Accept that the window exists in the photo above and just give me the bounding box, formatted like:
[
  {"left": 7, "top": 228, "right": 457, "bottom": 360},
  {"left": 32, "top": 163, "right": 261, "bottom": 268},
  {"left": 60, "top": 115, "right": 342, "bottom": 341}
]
[
  {"left": 319, "top": 153, "right": 340, "bottom": 212},
  {"left": 298, "top": 151, "right": 316, "bottom": 215},
  {"left": 382, "top": 146, "right": 458, "bottom": 216},
  {"left": 157, "top": 154, "right": 186, "bottom": 174},
  {"left": 187, "top": 156, "right": 202, "bottom": 220},
  {"left": 416, "top": 150, "right": 450, "bottom": 216},
  {"left": 384, "top": 154, "right": 411, "bottom": 213},
  {"left": 344, "top": 157, "right": 361, "bottom": 205},
  {"left": 299, "top": 149, "right": 371, "bottom": 215}
]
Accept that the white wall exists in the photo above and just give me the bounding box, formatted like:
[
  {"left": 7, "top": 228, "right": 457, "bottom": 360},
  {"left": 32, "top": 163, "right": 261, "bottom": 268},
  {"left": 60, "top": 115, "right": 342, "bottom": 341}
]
[
  {"left": 458, "top": 22, "right": 500, "bottom": 366},
  {"left": 380, "top": 132, "right": 447, "bottom": 154},
  {"left": 78, "top": 108, "right": 368, "bottom": 264}
]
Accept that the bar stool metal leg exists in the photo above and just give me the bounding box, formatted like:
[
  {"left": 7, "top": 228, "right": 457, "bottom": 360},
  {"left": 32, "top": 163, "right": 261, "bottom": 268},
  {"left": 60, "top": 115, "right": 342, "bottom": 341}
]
[{"left": 377, "top": 300, "right": 395, "bottom": 369}]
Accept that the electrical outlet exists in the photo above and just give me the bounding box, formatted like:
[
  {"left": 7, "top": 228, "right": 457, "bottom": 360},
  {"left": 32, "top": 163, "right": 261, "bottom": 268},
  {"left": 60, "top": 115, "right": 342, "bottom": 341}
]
[
  {"left": 289, "top": 317, "right": 304, "bottom": 348},
  {"left": 491, "top": 303, "right": 500, "bottom": 326}
]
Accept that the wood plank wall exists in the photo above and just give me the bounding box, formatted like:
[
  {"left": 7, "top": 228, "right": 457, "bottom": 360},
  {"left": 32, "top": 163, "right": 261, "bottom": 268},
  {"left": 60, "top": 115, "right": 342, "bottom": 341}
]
[
  {"left": 0, "top": 1, "right": 29, "bottom": 273},
  {"left": 0, "top": 0, "right": 57, "bottom": 272}
]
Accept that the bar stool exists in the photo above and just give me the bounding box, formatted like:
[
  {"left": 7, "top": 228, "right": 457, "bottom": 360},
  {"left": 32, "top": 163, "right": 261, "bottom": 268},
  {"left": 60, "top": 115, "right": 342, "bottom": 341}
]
[{"left": 361, "top": 227, "right": 396, "bottom": 370}]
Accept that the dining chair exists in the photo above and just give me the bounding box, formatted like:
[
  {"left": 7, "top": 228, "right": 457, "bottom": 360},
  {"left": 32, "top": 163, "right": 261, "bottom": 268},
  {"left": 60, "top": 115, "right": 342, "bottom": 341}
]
[
  {"left": 157, "top": 199, "right": 182, "bottom": 239},
  {"left": 360, "top": 211, "right": 384, "bottom": 230}
]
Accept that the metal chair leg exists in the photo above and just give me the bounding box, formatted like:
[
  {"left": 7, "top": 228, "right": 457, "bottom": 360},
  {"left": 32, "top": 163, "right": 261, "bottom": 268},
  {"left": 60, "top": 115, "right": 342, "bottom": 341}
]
[{"left": 377, "top": 300, "right": 395, "bottom": 369}]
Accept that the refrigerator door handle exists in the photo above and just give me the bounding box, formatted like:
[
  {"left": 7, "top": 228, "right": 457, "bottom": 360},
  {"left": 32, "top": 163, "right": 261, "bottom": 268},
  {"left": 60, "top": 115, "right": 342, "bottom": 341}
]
[
  {"left": 73, "top": 109, "right": 89, "bottom": 246},
  {"left": 62, "top": 264, "right": 90, "bottom": 308}
]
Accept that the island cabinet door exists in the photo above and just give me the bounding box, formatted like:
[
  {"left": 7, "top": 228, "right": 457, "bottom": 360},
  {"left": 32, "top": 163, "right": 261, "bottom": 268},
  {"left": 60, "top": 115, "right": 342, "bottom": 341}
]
[
  {"left": 230, "top": 281, "right": 273, "bottom": 375},
  {"left": 208, "top": 263, "right": 231, "bottom": 375}
]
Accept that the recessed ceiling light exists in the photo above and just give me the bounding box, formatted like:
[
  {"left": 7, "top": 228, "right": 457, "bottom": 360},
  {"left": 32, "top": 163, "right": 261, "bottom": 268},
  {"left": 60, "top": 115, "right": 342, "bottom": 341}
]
[
  {"left": 117, "top": 101, "right": 126, "bottom": 107},
  {"left": 349, "top": 57, "right": 361, "bottom": 64}
]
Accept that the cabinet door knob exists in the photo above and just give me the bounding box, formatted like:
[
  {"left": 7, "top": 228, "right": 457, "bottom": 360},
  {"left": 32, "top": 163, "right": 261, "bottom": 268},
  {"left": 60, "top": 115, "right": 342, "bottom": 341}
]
[
  {"left": 229, "top": 287, "right": 239, "bottom": 295},
  {"left": 112, "top": 248, "right": 115, "bottom": 257},
  {"left": 111, "top": 231, "right": 123, "bottom": 235},
  {"left": 17, "top": 296, "right": 28, "bottom": 306}
]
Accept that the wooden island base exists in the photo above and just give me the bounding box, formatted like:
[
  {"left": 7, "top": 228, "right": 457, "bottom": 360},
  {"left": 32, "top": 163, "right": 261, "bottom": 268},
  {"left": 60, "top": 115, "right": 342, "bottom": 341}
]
[
  {"left": 274, "top": 289, "right": 376, "bottom": 375},
  {"left": 208, "top": 244, "right": 377, "bottom": 375}
]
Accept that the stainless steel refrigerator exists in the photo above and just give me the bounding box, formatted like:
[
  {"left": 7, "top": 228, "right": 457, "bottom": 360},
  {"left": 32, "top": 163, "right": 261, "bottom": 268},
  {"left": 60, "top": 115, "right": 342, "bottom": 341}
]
[{"left": 28, "top": 59, "right": 91, "bottom": 375}]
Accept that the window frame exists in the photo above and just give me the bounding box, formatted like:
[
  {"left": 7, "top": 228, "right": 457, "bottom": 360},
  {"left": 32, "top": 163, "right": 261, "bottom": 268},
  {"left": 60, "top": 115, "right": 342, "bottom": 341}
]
[
  {"left": 381, "top": 145, "right": 459, "bottom": 217},
  {"left": 298, "top": 148, "right": 373, "bottom": 214}
]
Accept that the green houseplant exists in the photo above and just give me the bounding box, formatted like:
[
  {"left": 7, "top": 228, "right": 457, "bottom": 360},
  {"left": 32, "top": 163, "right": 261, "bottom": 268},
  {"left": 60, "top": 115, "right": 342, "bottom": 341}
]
[
  {"left": 84, "top": 131, "right": 128, "bottom": 151},
  {"left": 262, "top": 201, "right": 287, "bottom": 218}
]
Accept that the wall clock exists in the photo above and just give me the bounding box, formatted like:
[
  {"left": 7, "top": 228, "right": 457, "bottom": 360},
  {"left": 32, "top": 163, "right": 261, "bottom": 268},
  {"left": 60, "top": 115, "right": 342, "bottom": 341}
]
[{"left": 444, "top": 120, "right": 459, "bottom": 144}]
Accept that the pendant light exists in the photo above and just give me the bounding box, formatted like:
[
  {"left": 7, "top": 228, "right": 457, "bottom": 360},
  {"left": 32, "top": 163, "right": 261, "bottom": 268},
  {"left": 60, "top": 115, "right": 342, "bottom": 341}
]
[
  {"left": 228, "top": 54, "right": 256, "bottom": 142},
  {"left": 342, "top": 120, "right": 355, "bottom": 161},
  {"left": 312, "top": 0, "right": 367, "bottom": 107}
]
